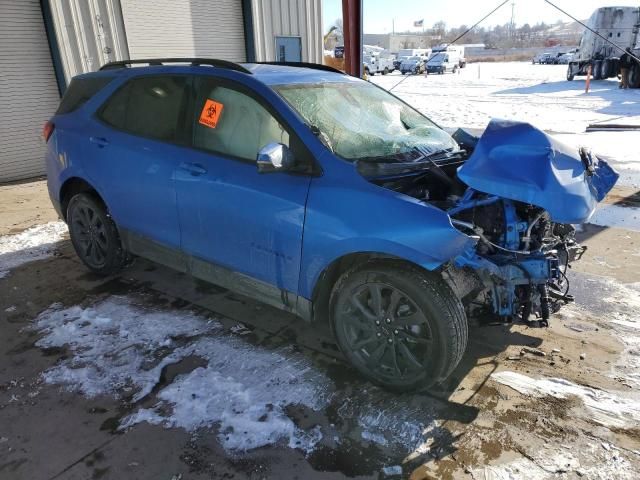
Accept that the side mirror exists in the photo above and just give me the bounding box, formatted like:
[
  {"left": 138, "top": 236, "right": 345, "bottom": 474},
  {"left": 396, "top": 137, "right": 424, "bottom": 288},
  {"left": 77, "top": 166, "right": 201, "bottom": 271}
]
[{"left": 256, "top": 142, "right": 295, "bottom": 173}]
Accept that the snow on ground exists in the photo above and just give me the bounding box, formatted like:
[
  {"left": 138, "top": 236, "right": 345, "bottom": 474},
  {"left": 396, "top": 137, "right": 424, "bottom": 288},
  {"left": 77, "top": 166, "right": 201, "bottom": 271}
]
[
  {"left": 32, "top": 296, "right": 436, "bottom": 454},
  {"left": 371, "top": 62, "right": 640, "bottom": 134},
  {"left": 0, "top": 221, "right": 67, "bottom": 278},
  {"left": 473, "top": 446, "right": 636, "bottom": 480},
  {"left": 491, "top": 370, "right": 640, "bottom": 429}
]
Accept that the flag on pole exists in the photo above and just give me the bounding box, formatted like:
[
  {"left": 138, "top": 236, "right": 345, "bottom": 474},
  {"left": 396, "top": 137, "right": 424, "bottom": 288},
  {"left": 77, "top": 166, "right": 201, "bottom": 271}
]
[{"left": 414, "top": 19, "right": 424, "bottom": 27}]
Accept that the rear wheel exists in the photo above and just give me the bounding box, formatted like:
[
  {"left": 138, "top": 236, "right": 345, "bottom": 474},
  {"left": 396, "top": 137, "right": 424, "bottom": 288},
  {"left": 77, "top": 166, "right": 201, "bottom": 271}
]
[
  {"left": 566, "top": 64, "right": 575, "bottom": 81},
  {"left": 627, "top": 64, "right": 640, "bottom": 88},
  {"left": 592, "top": 60, "right": 602, "bottom": 80},
  {"left": 601, "top": 58, "right": 612, "bottom": 79},
  {"left": 330, "top": 262, "right": 468, "bottom": 391},
  {"left": 67, "top": 193, "right": 127, "bottom": 276}
]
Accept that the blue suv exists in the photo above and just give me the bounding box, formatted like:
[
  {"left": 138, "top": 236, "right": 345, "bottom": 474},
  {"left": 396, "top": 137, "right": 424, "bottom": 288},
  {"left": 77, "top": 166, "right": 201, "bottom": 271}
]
[{"left": 45, "top": 59, "right": 617, "bottom": 391}]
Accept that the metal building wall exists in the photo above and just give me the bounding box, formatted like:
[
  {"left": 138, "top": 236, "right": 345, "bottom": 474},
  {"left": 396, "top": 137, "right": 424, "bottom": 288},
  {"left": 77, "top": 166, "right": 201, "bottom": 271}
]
[
  {"left": 120, "top": 0, "right": 246, "bottom": 61},
  {"left": 48, "top": 0, "right": 129, "bottom": 83},
  {"left": 0, "top": 0, "right": 61, "bottom": 182},
  {"left": 251, "top": 0, "right": 323, "bottom": 63}
]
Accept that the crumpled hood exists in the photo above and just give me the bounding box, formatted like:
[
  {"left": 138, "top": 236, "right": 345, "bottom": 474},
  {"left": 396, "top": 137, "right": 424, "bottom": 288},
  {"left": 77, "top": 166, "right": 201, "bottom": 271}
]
[{"left": 457, "top": 119, "right": 619, "bottom": 224}]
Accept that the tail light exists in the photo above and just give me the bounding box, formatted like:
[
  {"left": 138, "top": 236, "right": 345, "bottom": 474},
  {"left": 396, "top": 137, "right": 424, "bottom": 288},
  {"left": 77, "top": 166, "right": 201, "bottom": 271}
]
[{"left": 42, "top": 121, "right": 55, "bottom": 142}]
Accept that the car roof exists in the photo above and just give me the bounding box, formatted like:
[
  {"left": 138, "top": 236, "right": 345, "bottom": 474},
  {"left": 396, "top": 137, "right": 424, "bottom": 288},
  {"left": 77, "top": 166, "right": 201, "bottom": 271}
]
[
  {"left": 89, "top": 60, "right": 358, "bottom": 87},
  {"left": 241, "top": 62, "right": 356, "bottom": 85}
]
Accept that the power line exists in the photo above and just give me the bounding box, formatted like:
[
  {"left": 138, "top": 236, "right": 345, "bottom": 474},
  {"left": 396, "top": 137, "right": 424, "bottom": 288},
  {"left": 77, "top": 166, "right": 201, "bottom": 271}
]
[{"left": 388, "top": 0, "right": 511, "bottom": 92}]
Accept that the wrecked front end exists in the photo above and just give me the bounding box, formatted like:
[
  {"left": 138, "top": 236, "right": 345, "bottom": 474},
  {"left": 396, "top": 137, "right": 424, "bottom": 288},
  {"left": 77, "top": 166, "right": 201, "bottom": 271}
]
[{"left": 363, "top": 119, "right": 619, "bottom": 325}]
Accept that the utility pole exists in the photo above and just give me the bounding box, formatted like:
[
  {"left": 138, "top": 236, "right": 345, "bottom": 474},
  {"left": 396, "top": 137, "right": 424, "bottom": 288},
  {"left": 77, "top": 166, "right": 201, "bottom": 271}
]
[
  {"left": 392, "top": 17, "right": 395, "bottom": 34},
  {"left": 510, "top": 1, "right": 516, "bottom": 38}
]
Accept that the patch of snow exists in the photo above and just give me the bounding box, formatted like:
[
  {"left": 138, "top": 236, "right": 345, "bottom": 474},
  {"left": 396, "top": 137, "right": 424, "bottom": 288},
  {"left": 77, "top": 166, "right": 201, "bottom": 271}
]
[
  {"left": 491, "top": 371, "right": 640, "bottom": 429},
  {"left": 33, "top": 295, "right": 438, "bottom": 455},
  {"left": 33, "top": 296, "right": 331, "bottom": 453},
  {"left": 122, "top": 338, "right": 331, "bottom": 453},
  {"left": 0, "top": 221, "right": 68, "bottom": 278},
  {"left": 4, "top": 306, "right": 16, "bottom": 313},
  {"left": 34, "top": 297, "right": 218, "bottom": 400}
]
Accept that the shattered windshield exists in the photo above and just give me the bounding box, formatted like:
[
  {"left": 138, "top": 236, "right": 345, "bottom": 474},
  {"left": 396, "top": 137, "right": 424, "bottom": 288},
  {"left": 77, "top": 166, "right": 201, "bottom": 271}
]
[{"left": 274, "top": 81, "right": 458, "bottom": 161}]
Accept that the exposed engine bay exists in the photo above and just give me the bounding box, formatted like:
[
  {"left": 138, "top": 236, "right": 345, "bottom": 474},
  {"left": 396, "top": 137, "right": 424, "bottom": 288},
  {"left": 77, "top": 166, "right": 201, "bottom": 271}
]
[{"left": 357, "top": 119, "right": 618, "bottom": 326}]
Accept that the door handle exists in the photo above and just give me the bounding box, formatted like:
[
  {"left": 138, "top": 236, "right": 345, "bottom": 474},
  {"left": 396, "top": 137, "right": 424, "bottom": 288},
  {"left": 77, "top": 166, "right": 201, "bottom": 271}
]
[
  {"left": 89, "top": 136, "right": 109, "bottom": 148},
  {"left": 179, "top": 162, "right": 207, "bottom": 176}
]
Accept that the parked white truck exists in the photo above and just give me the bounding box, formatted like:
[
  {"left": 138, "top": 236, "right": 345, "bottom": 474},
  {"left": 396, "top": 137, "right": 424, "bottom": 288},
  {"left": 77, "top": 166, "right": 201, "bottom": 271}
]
[
  {"left": 567, "top": 6, "right": 640, "bottom": 85},
  {"left": 426, "top": 45, "right": 464, "bottom": 74},
  {"left": 363, "top": 45, "right": 395, "bottom": 75}
]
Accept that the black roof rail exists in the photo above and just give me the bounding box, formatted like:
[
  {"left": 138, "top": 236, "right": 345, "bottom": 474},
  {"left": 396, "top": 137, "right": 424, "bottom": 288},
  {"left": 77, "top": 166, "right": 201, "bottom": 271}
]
[
  {"left": 99, "top": 58, "right": 252, "bottom": 74},
  {"left": 250, "top": 61, "right": 345, "bottom": 74}
]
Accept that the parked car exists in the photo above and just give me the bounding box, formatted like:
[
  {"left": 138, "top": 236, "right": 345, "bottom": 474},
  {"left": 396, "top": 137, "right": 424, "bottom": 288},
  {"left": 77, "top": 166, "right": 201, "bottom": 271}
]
[
  {"left": 426, "top": 53, "right": 459, "bottom": 74},
  {"left": 45, "top": 59, "right": 617, "bottom": 391},
  {"left": 556, "top": 52, "right": 573, "bottom": 64},
  {"left": 532, "top": 52, "right": 553, "bottom": 64},
  {"left": 400, "top": 56, "right": 426, "bottom": 74}
]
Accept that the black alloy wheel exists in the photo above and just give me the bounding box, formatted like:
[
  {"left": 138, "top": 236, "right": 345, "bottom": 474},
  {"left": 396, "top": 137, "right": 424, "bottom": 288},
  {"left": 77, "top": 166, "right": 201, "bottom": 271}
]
[
  {"left": 67, "top": 193, "right": 127, "bottom": 275},
  {"left": 331, "top": 263, "right": 467, "bottom": 391}
]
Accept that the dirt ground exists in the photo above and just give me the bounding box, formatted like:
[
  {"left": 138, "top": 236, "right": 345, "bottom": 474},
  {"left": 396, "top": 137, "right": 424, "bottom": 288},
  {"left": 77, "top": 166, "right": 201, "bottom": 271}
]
[{"left": 2, "top": 177, "right": 640, "bottom": 480}]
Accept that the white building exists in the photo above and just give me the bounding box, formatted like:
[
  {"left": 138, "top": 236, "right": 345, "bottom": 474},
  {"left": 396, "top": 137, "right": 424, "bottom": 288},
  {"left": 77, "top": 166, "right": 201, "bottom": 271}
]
[{"left": 0, "top": 0, "right": 323, "bottom": 182}]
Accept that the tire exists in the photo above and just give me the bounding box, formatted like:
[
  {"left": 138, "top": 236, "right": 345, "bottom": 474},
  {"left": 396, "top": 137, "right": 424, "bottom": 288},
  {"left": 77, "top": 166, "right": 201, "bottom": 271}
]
[
  {"left": 628, "top": 64, "right": 640, "bottom": 88},
  {"left": 566, "top": 64, "right": 575, "bottom": 81},
  {"left": 592, "top": 60, "right": 602, "bottom": 80},
  {"left": 601, "top": 59, "right": 611, "bottom": 79},
  {"left": 330, "top": 262, "right": 468, "bottom": 391},
  {"left": 67, "top": 193, "right": 127, "bottom": 276},
  {"left": 383, "top": 67, "right": 389, "bottom": 75}
]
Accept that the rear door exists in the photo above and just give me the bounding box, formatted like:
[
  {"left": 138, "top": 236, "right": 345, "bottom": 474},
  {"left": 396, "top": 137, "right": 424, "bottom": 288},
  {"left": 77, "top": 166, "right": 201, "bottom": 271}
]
[
  {"left": 174, "top": 75, "right": 313, "bottom": 294},
  {"left": 87, "top": 74, "right": 192, "bottom": 248}
]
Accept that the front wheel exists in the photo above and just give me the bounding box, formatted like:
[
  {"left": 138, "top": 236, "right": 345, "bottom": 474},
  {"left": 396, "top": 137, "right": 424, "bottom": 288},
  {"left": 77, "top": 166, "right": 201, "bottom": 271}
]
[
  {"left": 566, "top": 64, "right": 575, "bottom": 81},
  {"left": 67, "top": 193, "right": 127, "bottom": 276},
  {"left": 330, "top": 262, "right": 468, "bottom": 391}
]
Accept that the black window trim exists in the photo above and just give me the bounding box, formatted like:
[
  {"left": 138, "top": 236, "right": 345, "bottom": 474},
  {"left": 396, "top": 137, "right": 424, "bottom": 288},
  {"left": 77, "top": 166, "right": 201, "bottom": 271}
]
[
  {"left": 94, "top": 73, "right": 194, "bottom": 148},
  {"left": 93, "top": 72, "right": 321, "bottom": 176}
]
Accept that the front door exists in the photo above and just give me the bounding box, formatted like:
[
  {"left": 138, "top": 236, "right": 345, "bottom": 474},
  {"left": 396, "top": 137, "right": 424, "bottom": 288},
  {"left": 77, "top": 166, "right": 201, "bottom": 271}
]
[
  {"left": 174, "top": 76, "right": 312, "bottom": 294},
  {"left": 275, "top": 36, "right": 302, "bottom": 62}
]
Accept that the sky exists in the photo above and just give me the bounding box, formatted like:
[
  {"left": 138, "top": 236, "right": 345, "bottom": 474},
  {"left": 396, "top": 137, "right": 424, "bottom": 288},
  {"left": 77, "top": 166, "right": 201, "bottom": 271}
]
[{"left": 322, "top": 0, "right": 640, "bottom": 34}]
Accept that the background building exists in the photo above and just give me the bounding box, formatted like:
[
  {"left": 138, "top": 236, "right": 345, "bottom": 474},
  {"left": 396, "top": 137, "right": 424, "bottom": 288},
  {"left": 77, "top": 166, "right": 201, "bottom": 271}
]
[{"left": 0, "top": 0, "right": 322, "bottom": 182}]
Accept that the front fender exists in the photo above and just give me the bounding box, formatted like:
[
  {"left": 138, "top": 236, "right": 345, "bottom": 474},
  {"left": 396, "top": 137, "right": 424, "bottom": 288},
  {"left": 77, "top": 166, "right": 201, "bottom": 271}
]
[{"left": 299, "top": 163, "right": 477, "bottom": 298}]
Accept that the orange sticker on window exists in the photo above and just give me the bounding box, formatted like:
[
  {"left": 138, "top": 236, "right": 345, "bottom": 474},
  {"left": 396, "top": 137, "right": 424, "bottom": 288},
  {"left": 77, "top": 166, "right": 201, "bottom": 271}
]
[{"left": 198, "top": 99, "right": 224, "bottom": 128}]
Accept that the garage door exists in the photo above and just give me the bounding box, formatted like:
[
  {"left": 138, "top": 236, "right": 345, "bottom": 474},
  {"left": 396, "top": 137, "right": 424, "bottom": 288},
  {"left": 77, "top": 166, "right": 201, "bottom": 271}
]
[
  {"left": 0, "top": 0, "right": 61, "bottom": 182},
  {"left": 121, "top": 0, "right": 246, "bottom": 62}
]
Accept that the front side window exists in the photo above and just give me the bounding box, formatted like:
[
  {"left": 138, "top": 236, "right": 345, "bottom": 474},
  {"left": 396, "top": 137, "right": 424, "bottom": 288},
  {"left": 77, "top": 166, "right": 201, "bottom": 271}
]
[
  {"left": 192, "top": 78, "right": 289, "bottom": 162},
  {"left": 275, "top": 81, "right": 457, "bottom": 161},
  {"left": 98, "top": 75, "right": 189, "bottom": 143}
]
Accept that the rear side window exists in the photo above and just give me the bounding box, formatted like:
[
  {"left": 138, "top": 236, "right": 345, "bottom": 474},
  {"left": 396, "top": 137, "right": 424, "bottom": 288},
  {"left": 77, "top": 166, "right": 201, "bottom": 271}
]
[
  {"left": 98, "top": 75, "right": 190, "bottom": 143},
  {"left": 56, "top": 76, "right": 114, "bottom": 115}
]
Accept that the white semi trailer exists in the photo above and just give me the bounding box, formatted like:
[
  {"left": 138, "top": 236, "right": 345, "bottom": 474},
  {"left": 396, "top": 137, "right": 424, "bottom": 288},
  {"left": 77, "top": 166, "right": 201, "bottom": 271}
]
[{"left": 567, "top": 6, "right": 640, "bottom": 86}]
